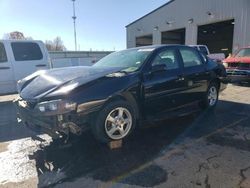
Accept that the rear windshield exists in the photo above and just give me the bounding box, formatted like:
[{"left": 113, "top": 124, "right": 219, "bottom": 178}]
[{"left": 11, "top": 42, "right": 43, "bottom": 61}]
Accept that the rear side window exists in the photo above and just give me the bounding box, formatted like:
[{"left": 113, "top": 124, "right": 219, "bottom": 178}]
[
  {"left": 0, "top": 43, "right": 7, "bottom": 63},
  {"left": 152, "top": 49, "right": 179, "bottom": 70},
  {"left": 180, "top": 48, "right": 202, "bottom": 68},
  {"left": 11, "top": 42, "right": 43, "bottom": 61}
]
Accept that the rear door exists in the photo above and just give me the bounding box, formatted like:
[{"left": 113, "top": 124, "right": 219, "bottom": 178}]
[
  {"left": 10, "top": 41, "right": 49, "bottom": 81},
  {"left": 0, "top": 42, "right": 16, "bottom": 94},
  {"left": 178, "top": 47, "right": 209, "bottom": 103},
  {"left": 143, "top": 47, "right": 186, "bottom": 116}
]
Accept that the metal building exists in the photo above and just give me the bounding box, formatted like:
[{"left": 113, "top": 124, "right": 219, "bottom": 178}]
[{"left": 126, "top": 0, "right": 250, "bottom": 55}]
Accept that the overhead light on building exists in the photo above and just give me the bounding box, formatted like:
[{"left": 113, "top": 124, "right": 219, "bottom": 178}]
[
  {"left": 231, "top": 21, "right": 235, "bottom": 25},
  {"left": 221, "top": 48, "right": 229, "bottom": 51},
  {"left": 188, "top": 18, "right": 194, "bottom": 24},
  {"left": 153, "top": 26, "right": 159, "bottom": 31},
  {"left": 203, "top": 30, "right": 208, "bottom": 33},
  {"left": 166, "top": 21, "right": 175, "bottom": 26},
  {"left": 166, "top": 21, "right": 174, "bottom": 24}
]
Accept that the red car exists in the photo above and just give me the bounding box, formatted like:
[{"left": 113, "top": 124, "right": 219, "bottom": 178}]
[{"left": 223, "top": 47, "right": 250, "bottom": 83}]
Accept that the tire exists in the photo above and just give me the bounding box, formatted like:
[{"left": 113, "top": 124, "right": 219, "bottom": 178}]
[
  {"left": 199, "top": 82, "right": 219, "bottom": 110},
  {"left": 91, "top": 100, "right": 136, "bottom": 143}
]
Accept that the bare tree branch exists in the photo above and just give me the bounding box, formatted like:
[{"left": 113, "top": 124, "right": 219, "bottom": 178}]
[{"left": 45, "top": 37, "right": 66, "bottom": 51}]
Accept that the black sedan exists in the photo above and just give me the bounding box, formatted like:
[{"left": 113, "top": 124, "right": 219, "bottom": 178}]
[{"left": 15, "top": 45, "right": 227, "bottom": 143}]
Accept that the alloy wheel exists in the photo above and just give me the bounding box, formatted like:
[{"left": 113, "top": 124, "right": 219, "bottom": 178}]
[
  {"left": 105, "top": 107, "right": 132, "bottom": 140},
  {"left": 208, "top": 86, "right": 218, "bottom": 106}
]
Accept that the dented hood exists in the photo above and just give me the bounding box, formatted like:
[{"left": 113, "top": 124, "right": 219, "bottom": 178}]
[{"left": 18, "top": 66, "right": 124, "bottom": 100}]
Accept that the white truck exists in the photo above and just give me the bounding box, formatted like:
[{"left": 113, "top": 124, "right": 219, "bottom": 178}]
[
  {"left": 0, "top": 40, "right": 50, "bottom": 94},
  {"left": 0, "top": 40, "right": 112, "bottom": 95},
  {"left": 190, "top": 45, "right": 225, "bottom": 62}
]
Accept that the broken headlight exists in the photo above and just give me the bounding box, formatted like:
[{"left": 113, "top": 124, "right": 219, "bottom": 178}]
[{"left": 35, "top": 100, "right": 76, "bottom": 115}]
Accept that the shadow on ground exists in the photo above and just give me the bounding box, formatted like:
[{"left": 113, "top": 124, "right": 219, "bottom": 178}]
[
  {"left": 174, "top": 100, "right": 250, "bottom": 142},
  {"left": 30, "top": 99, "right": 250, "bottom": 188},
  {"left": 31, "top": 114, "right": 196, "bottom": 188}
]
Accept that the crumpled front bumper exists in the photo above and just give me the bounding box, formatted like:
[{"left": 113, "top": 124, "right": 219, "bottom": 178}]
[{"left": 14, "top": 98, "right": 89, "bottom": 139}]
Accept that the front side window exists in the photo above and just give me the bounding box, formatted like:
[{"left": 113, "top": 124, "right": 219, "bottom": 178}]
[
  {"left": 11, "top": 42, "right": 43, "bottom": 61},
  {"left": 180, "top": 48, "right": 202, "bottom": 67},
  {"left": 0, "top": 43, "right": 7, "bottom": 63},
  {"left": 152, "top": 49, "right": 179, "bottom": 70}
]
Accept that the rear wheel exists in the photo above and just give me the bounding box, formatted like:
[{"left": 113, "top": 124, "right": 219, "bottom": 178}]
[
  {"left": 92, "top": 100, "right": 136, "bottom": 143},
  {"left": 200, "top": 82, "right": 219, "bottom": 109}
]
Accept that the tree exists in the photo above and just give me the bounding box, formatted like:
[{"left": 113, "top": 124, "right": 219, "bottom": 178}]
[
  {"left": 45, "top": 37, "right": 66, "bottom": 51},
  {"left": 3, "top": 31, "right": 32, "bottom": 40},
  {"left": 9, "top": 31, "right": 25, "bottom": 39}
]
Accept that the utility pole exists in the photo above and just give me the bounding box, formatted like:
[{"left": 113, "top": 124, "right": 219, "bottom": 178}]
[{"left": 72, "top": 0, "right": 77, "bottom": 51}]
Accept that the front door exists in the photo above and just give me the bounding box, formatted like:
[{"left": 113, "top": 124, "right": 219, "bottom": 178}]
[
  {"left": 143, "top": 47, "right": 186, "bottom": 116},
  {"left": 0, "top": 42, "right": 16, "bottom": 94}
]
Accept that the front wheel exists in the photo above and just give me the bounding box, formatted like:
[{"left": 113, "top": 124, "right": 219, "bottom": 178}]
[
  {"left": 200, "top": 83, "right": 219, "bottom": 109},
  {"left": 92, "top": 100, "right": 136, "bottom": 143}
]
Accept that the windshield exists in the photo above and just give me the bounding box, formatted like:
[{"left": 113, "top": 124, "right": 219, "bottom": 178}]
[
  {"left": 93, "top": 48, "right": 154, "bottom": 72},
  {"left": 235, "top": 48, "right": 250, "bottom": 57}
]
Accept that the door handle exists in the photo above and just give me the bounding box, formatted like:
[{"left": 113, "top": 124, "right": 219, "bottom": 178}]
[
  {"left": 36, "top": 64, "right": 47, "bottom": 67},
  {"left": 0, "top": 67, "right": 10, "bottom": 70}
]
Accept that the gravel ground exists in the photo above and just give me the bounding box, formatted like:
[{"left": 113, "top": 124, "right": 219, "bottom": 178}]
[{"left": 0, "top": 84, "right": 249, "bottom": 188}]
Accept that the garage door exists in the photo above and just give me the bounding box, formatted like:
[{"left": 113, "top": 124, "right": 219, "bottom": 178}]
[
  {"left": 198, "top": 20, "right": 234, "bottom": 57},
  {"left": 136, "top": 35, "right": 153, "bottom": 47},
  {"left": 161, "top": 28, "right": 185, "bottom": 45}
]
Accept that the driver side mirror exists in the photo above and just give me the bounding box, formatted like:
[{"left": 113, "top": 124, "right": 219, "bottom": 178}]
[{"left": 151, "top": 64, "right": 167, "bottom": 73}]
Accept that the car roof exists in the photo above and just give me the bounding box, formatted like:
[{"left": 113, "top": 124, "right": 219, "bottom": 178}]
[
  {"left": 128, "top": 44, "right": 190, "bottom": 51},
  {"left": 189, "top": 45, "right": 207, "bottom": 48}
]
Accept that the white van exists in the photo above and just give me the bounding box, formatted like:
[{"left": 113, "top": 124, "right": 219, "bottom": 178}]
[{"left": 0, "top": 40, "right": 50, "bottom": 94}]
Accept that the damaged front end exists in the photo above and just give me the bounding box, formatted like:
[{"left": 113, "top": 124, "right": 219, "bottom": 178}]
[{"left": 14, "top": 97, "right": 90, "bottom": 140}]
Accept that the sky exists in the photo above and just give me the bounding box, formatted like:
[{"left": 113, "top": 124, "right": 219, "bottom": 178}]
[{"left": 0, "top": 0, "right": 167, "bottom": 51}]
